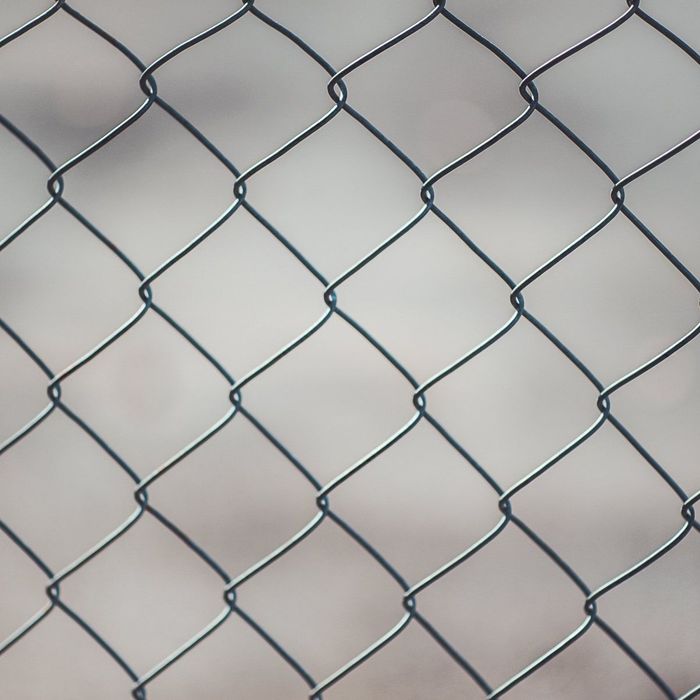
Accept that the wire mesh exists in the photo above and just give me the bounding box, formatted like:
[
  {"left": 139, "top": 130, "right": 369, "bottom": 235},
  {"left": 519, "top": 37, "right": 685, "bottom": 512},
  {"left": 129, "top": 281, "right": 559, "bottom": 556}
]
[{"left": 1, "top": 0, "right": 699, "bottom": 698}]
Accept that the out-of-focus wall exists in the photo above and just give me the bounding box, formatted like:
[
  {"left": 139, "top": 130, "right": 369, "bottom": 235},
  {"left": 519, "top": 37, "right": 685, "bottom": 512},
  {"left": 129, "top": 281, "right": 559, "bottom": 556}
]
[{"left": 1, "top": 1, "right": 699, "bottom": 698}]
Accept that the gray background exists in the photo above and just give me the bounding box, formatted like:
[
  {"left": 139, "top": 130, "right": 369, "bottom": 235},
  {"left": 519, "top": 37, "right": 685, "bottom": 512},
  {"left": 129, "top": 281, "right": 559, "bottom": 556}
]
[{"left": 1, "top": 1, "right": 699, "bottom": 698}]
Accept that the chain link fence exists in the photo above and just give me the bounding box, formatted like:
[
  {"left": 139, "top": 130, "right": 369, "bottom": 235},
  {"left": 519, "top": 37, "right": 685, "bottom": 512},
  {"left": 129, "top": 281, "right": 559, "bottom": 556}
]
[{"left": 1, "top": 1, "right": 699, "bottom": 698}]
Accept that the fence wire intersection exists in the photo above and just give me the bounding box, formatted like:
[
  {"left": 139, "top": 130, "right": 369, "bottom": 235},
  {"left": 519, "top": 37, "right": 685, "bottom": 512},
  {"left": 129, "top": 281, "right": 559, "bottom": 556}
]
[{"left": 1, "top": 1, "right": 699, "bottom": 698}]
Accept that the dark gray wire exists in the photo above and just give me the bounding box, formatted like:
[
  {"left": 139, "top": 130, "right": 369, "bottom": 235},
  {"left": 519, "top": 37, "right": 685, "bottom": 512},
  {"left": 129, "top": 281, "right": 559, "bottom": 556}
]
[{"left": 0, "top": 1, "right": 698, "bottom": 698}]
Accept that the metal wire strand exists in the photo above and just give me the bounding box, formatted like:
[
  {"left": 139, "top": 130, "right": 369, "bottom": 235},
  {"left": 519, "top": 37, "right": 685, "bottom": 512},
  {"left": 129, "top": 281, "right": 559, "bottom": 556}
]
[{"left": 0, "top": 0, "right": 698, "bottom": 698}]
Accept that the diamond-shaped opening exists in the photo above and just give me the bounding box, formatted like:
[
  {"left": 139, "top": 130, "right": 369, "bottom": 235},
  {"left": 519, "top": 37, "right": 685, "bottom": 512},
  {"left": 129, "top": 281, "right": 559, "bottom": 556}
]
[
  {"left": 150, "top": 412, "right": 318, "bottom": 578},
  {"left": 0, "top": 529, "right": 49, "bottom": 643},
  {"left": 241, "top": 312, "right": 417, "bottom": 484},
  {"left": 0, "top": 9, "right": 144, "bottom": 161},
  {"left": 345, "top": 13, "right": 523, "bottom": 175},
  {"left": 331, "top": 421, "right": 497, "bottom": 583},
  {"left": 623, "top": 143, "right": 700, "bottom": 281},
  {"left": 245, "top": 109, "right": 420, "bottom": 278},
  {"left": 63, "top": 0, "right": 240, "bottom": 65},
  {"left": 612, "top": 335, "right": 700, "bottom": 492},
  {"left": 154, "top": 11, "right": 331, "bottom": 171},
  {"left": 259, "top": 0, "right": 429, "bottom": 68},
  {"left": 535, "top": 15, "right": 700, "bottom": 175},
  {"left": 154, "top": 205, "right": 326, "bottom": 378},
  {"left": 0, "top": 125, "right": 51, "bottom": 235},
  {"left": 328, "top": 621, "right": 486, "bottom": 700},
  {"left": 237, "top": 519, "right": 403, "bottom": 683},
  {"left": 146, "top": 601, "right": 312, "bottom": 699},
  {"left": 0, "top": 204, "right": 137, "bottom": 370},
  {"left": 515, "top": 422, "right": 682, "bottom": 586},
  {"left": 339, "top": 213, "right": 512, "bottom": 379},
  {"left": 600, "top": 533, "right": 700, "bottom": 696},
  {"left": 63, "top": 310, "right": 232, "bottom": 470},
  {"left": 505, "top": 623, "right": 670, "bottom": 700},
  {"left": 525, "top": 214, "right": 700, "bottom": 384},
  {"left": 0, "top": 605, "right": 133, "bottom": 700},
  {"left": 67, "top": 106, "right": 235, "bottom": 272},
  {"left": 461, "top": 0, "right": 625, "bottom": 72},
  {"left": 426, "top": 317, "right": 599, "bottom": 488},
  {"left": 417, "top": 523, "right": 585, "bottom": 686},
  {"left": 0, "top": 327, "right": 49, "bottom": 442},
  {"left": 63, "top": 513, "right": 226, "bottom": 672},
  {"left": 436, "top": 112, "right": 613, "bottom": 280},
  {"left": 0, "top": 410, "right": 136, "bottom": 571}
]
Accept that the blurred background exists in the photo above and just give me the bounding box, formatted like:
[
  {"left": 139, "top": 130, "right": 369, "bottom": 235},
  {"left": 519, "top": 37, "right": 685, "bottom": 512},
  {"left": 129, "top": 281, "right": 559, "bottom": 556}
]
[{"left": 1, "top": 1, "right": 699, "bottom": 698}]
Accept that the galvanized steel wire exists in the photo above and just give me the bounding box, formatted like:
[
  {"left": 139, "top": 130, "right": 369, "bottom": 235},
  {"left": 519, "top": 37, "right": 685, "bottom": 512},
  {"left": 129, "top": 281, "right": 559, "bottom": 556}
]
[{"left": 1, "top": 1, "right": 699, "bottom": 698}]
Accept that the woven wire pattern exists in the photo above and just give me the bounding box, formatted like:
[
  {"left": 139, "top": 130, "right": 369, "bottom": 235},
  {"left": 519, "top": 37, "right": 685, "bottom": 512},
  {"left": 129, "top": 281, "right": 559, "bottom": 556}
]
[{"left": 1, "top": 1, "right": 699, "bottom": 697}]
